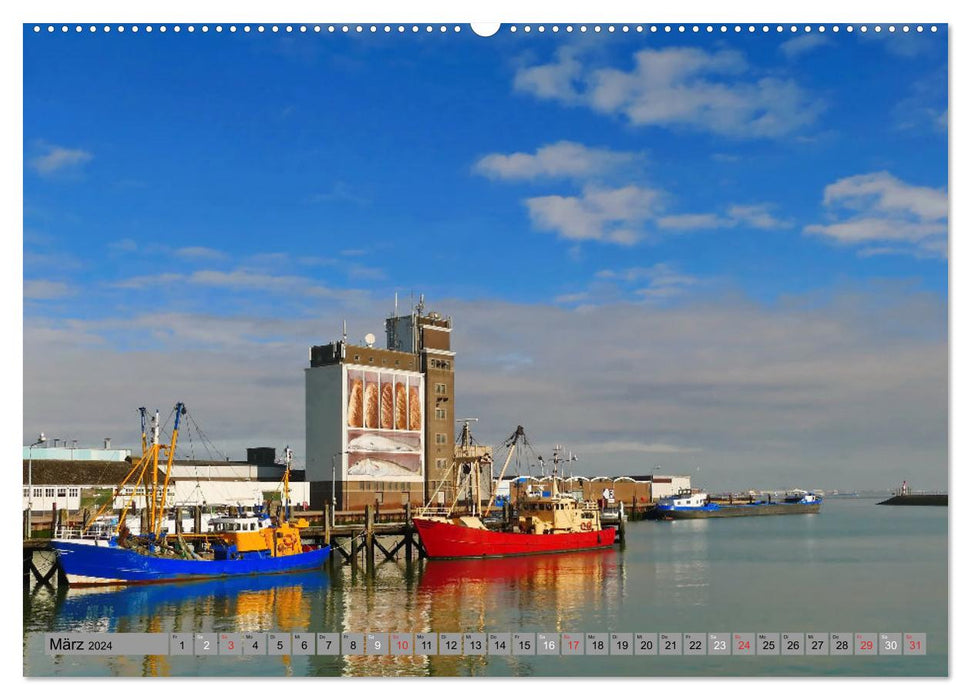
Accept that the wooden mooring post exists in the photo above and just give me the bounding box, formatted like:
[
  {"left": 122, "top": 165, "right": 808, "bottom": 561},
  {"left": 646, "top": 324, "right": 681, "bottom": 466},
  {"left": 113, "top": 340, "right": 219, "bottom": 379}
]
[
  {"left": 364, "top": 505, "right": 375, "bottom": 572},
  {"left": 404, "top": 502, "right": 413, "bottom": 561}
]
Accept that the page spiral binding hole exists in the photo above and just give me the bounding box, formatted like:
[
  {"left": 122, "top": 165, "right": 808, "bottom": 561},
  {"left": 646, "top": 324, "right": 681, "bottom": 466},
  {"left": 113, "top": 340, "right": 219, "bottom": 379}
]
[{"left": 33, "top": 24, "right": 939, "bottom": 35}]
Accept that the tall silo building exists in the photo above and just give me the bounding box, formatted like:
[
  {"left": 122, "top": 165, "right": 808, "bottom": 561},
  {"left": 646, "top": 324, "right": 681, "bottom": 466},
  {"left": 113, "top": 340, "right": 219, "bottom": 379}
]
[{"left": 305, "top": 302, "right": 455, "bottom": 511}]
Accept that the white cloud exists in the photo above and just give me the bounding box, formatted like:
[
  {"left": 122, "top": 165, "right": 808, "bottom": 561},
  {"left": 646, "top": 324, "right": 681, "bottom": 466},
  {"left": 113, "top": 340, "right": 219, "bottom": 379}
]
[
  {"left": 113, "top": 268, "right": 359, "bottom": 299},
  {"left": 474, "top": 141, "right": 637, "bottom": 181},
  {"left": 779, "top": 34, "right": 830, "bottom": 59},
  {"left": 513, "top": 46, "right": 584, "bottom": 101},
  {"left": 805, "top": 172, "right": 947, "bottom": 256},
  {"left": 525, "top": 185, "right": 662, "bottom": 245},
  {"left": 515, "top": 47, "right": 823, "bottom": 138},
  {"left": 346, "top": 264, "right": 386, "bottom": 281},
  {"left": 596, "top": 263, "right": 699, "bottom": 302},
  {"left": 22, "top": 288, "right": 947, "bottom": 489},
  {"left": 175, "top": 246, "right": 226, "bottom": 261},
  {"left": 475, "top": 140, "right": 792, "bottom": 245},
  {"left": 657, "top": 213, "right": 728, "bottom": 230},
  {"left": 29, "top": 144, "right": 93, "bottom": 175},
  {"left": 656, "top": 204, "right": 791, "bottom": 232},
  {"left": 571, "top": 440, "right": 703, "bottom": 456},
  {"left": 113, "top": 273, "right": 185, "bottom": 289},
  {"left": 727, "top": 204, "right": 792, "bottom": 230},
  {"left": 24, "top": 280, "right": 74, "bottom": 300},
  {"left": 108, "top": 238, "right": 138, "bottom": 253}
]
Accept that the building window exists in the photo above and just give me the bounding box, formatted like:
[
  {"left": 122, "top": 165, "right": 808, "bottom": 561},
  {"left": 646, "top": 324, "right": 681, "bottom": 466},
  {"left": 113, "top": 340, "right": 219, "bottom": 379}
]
[
  {"left": 45, "top": 488, "right": 55, "bottom": 498},
  {"left": 435, "top": 433, "right": 447, "bottom": 445},
  {"left": 434, "top": 383, "right": 447, "bottom": 394},
  {"left": 57, "top": 488, "right": 67, "bottom": 498},
  {"left": 436, "top": 458, "right": 447, "bottom": 469},
  {"left": 23, "top": 488, "right": 28, "bottom": 497},
  {"left": 69, "top": 488, "right": 79, "bottom": 498},
  {"left": 34, "top": 488, "right": 42, "bottom": 498},
  {"left": 435, "top": 408, "right": 446, "bottom": 420},
  {"left": 375, "top": 492, "right": 384, "bottom": 505}
]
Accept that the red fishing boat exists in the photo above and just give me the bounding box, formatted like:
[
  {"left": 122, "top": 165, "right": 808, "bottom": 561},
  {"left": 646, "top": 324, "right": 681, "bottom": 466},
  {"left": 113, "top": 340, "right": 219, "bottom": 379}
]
[{"left": 412, "top": 427, "right": 616, "bottom": 559}]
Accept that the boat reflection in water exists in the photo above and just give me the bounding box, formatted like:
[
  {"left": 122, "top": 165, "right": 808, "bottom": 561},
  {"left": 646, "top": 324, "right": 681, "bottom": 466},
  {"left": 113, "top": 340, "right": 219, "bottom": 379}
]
[
  {"left": 419, "top": 550, "right": 621, "bottom": 676},
  {"left": 53, "top": 571, "right": 329, "bottom": 676},
  {"left": 329, "top": 549, "right": 621, "bottom": 677}
]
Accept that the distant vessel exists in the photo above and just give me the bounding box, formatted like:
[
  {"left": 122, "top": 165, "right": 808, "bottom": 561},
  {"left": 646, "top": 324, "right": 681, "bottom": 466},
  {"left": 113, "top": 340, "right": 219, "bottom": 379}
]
[
  {"left": 52, "top": 405, "right": 329, "bottom": 586},
  {"left": 413, "top": 427, "right": 616, "bottom": 559},
  {"left": 651, "top": 489, "right": 822, "bottom": 519}
]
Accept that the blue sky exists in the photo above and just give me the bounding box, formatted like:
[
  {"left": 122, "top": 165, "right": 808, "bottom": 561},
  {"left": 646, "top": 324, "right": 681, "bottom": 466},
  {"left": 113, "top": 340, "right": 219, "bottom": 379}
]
[{"left": 23, "top": 24, "right": 948, "bottom": 490}]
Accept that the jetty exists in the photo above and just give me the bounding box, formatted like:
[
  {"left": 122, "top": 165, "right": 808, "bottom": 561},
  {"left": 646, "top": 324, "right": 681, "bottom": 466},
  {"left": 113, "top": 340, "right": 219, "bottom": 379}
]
[{"left": 877, "top": 493, "right": 947, "bottom": 506}]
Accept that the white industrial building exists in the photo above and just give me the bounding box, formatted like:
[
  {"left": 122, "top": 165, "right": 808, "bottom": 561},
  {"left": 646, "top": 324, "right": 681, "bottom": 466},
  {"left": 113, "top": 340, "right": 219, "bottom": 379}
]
[{"left": 22, "top": 444, "right": 308, "bottom": 512}]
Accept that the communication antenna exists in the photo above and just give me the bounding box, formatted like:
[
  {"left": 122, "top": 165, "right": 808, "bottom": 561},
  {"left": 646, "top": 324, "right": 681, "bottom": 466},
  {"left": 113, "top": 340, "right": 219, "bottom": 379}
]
[
  {"left": 390, "top": 292, "right": 399, "bottom": 349},
  {"left": 342, "top": 319, "right": 347, "bottom": 343},
  {"left": 364, "top": 333, "right": 376, "bottom": 348}
]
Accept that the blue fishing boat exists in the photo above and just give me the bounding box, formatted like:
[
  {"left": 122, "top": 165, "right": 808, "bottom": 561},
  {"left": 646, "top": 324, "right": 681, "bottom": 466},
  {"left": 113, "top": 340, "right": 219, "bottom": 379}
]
[
  {"left": 51, "top": 539, "right": 329, "bottom": 586},
  {"left": 52, "top": 403, "right": 329, "bottom": 586},
  {"left": 651, "top": 489, "right": 822, "bottom": 519}
]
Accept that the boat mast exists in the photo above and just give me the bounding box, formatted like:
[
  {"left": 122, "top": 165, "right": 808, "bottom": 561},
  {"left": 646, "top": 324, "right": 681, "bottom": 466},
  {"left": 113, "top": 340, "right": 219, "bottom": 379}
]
[
  {"left": 483, "top": 425, "right": 525, "bottom": 517},
  {"left": 138, "top": 407, "right": 148, "bottom": 457},
  {"left": 149, "top": 410, "right": 160, "bottom": 529},
  {"left": 283, "top": 446, "right": 293, "bottom": 521},
  {"left": 154, "top": 402, "right": 184, "bottom": 538}
]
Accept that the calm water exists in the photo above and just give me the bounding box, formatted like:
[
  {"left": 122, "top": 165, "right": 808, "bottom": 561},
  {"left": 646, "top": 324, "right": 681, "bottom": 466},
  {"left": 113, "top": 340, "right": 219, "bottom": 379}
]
[{"left": 23, "top": 499, "right": 947, "bottom": 677}]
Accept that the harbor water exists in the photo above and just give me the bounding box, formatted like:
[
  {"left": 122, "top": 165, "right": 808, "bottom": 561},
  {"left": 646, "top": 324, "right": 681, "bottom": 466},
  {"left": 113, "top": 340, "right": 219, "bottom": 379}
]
[{"left": 23, "top": 498, "right": 947, "bottom": 677}]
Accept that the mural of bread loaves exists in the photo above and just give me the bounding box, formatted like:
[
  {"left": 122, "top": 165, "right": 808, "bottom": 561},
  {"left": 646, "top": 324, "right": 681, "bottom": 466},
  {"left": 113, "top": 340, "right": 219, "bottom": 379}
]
[
  {"left": 409, "top": 385, "right": 421, "bottom": 431},
  {"left": 380, "top": 382, "right": 394, "bottom": 429},
  {"left": 364, "top": 381, "right": 379, "bottom": 429},
  {"left": 395, "top": 381, "right": 407, "bottom": 430},
  {"left": 347, "top": 378, "right": 364, "bottom": 428}
]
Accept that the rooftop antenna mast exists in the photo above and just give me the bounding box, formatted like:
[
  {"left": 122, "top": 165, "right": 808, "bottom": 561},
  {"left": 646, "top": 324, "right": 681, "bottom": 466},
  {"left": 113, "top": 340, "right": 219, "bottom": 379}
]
[
  {"left": 390, "top": 292, "right": 399, "bottom": 350},
  {"left": 342, "top": 319, "right": 347, "bottom": 344},
  {"left": 456, "top": 417, "right": 479, "bottom": 448}
]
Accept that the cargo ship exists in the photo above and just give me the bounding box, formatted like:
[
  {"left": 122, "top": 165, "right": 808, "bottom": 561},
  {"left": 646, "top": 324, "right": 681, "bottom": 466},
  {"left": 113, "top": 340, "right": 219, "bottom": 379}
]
[
  {"left": 52, "top": 404, "right": 329, "bottom": 586},
  {"left": 651, "top": 489, "right": 822, "bottom": 520},
  {"left": 412, "top": 427, "right": 616, "bottom": 559}
]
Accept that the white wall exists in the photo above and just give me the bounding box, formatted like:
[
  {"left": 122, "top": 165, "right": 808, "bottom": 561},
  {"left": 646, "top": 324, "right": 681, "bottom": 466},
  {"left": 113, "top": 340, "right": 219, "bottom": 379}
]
[
  {"left": 167, "top": 464, "right": 259, "bottom": 480},
  {"left": 172, "top": 481, "right": 310, "bottom": 507},
  {"left": 305, "top": 363, "right": 344, "bottom": 482}
]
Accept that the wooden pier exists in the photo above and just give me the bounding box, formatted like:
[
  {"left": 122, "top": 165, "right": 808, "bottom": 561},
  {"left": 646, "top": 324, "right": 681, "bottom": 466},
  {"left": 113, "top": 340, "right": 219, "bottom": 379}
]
[
  {"left": 302, "top": 503, "right": 424, "bottom": 571},
  {"left": 23, "top": 538, "right": 65, "bottom": 593}
]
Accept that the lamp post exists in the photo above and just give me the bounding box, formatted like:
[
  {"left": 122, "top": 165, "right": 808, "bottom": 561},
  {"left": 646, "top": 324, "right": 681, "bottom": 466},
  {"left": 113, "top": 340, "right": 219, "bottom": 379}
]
[
  {"left": 330, "top": 452, "right": 343, "bottom": 528},
  {"left": 26, "top": 433, "right": 47, "bottom": 537}
]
